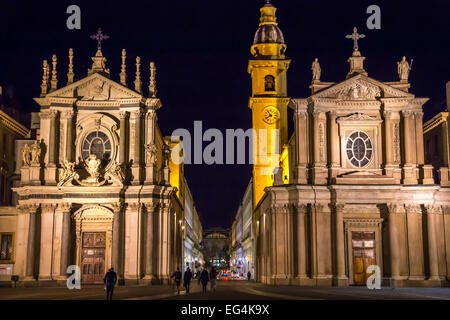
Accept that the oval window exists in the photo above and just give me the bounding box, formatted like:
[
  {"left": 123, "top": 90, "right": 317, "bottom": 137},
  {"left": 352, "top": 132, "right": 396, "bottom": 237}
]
[
  {"left": 81, "top": 130, "right": 112, "bottom": 164},
  {"left": 346, "top": 131, "right": 373, "bottom": 167}
]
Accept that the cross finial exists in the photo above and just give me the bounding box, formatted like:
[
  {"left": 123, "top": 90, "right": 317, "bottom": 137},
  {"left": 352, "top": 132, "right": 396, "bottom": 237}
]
[
  {"left": 345, "top": 27, "right": 365, "bottom": 51},
  {"left": 90, "top": 28, "right": 109, "bottom": 51}
]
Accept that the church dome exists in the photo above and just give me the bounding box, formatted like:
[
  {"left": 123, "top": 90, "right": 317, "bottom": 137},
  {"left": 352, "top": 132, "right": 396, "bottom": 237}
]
[
  {"left": 253, "top": 24, "right": 285, "bottom": 45},
  {"left": 252, "top": 2, "right": 285, "bottom": 45}
]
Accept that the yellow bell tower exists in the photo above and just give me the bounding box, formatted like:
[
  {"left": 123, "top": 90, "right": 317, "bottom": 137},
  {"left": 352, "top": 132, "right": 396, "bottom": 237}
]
[{"left": 248, "top": 1, "right": 290, "bottom": 207}]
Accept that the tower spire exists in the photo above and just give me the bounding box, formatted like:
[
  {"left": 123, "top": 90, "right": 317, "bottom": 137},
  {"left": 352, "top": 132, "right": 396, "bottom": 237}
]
[
  {"left": 67, "top": 48, "right": 74, "bottom": 85},
  {"left": 120, "top": 49, "right": 127, "bottom": 86},
  {"left": 134, "top": 56, "right": 142, "bottom": 93}
]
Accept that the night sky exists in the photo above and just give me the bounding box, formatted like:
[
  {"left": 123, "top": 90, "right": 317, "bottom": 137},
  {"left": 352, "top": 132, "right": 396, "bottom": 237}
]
[{"left": 0, "top": 0, "right": 449, "bottom": 228}]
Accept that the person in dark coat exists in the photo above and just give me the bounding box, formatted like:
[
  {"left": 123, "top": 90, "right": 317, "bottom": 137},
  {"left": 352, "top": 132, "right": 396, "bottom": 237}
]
[
  {"left": 247, "top": 271, "right": 251, "bottom": 281},
  {"left": 103, "top": 267, "right": 117, "bottom": 300},
  {"left": 183, "top": 267, "right": 193, "bottom": 294},
  {"left": 199, "top": 268, "right": 209, "bottom": 294},
  {"left": 171, "top": 268, "right": 182, "bottom": 294}
]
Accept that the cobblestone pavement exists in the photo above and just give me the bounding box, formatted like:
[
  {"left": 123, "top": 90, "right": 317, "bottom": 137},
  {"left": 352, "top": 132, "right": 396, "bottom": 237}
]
[{"left": 0, "top": 280, "right": 449, "bottom": 300}]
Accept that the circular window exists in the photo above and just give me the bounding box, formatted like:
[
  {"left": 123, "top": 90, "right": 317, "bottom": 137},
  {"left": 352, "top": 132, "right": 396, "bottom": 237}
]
[
  {"left": 81, "top": 131, "right": 112, "bottom": 164},
  {"left": 346, "top": 131, "right": 373, "bottom": 167}
]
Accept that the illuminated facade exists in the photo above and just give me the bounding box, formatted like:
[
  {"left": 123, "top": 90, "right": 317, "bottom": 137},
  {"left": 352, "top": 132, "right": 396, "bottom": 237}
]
[
  {"left": 0, "top": 45, "right": 201, "bottom": 286},
  {"left": 230, "top": 179, "right": 254, "bottom": 278},
  {"left": 250, "top": 2, "right": 450, "bottom": 287}
]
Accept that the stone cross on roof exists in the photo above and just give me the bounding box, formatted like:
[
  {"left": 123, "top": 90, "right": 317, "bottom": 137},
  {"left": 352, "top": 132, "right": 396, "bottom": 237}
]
[
  {"left": 346, "top": 27, "right": 365, "bottom": 51},
  {"left": 90, "top": 28, "right": 109, "bottom": 51}
]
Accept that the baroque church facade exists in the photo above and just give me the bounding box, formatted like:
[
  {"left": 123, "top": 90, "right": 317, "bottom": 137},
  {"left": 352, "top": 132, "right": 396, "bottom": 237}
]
[
  {"left": 249, "top": 3, "right": 450, "bottom": 287},
  {"left": 3, "top": 35, "right": 195, "bottom": 285}
]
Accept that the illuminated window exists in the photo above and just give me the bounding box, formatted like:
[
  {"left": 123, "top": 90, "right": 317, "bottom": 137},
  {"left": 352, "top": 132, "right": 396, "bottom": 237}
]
[
  {"left": 346, "top": 131, "right": 373, "bottom": 167},
  {"left": 0, "top": 233, "right": 13, "bottom": 262},
  {"left": 81, "top": 131, "right": 112, "bottom": 163},
  {"left": 264, "top": 75, "right": 275, "bottom": 91}
]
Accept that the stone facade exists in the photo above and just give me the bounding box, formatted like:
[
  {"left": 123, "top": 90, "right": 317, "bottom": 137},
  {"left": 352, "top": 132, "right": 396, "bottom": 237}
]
[
  {"left": 3, "top": 46, "right": 201, "bottom": 286},
  {"left": 249, "top": 2, "right": 450, "bottom": 287}
]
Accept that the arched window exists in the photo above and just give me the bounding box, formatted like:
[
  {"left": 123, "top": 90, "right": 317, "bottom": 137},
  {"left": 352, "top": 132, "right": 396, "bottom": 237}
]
[{"left": 264, "top": 75, "right": 275, "bottom": 91}]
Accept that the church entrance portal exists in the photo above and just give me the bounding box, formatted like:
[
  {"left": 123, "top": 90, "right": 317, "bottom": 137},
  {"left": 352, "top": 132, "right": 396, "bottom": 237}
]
[
  {"left": 351, "top": 231, "right": 376, "bottom": 285},
  {"left": 81, "top": 232, "right": 106, "bottom": 284}
]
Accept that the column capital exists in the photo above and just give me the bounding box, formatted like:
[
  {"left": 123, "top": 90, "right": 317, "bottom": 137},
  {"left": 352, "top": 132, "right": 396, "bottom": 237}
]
[
  {"left": 387, "top": 203, "right": 405, "bottom": 214},
  {"left": 146, "top": 109, "right": 157, "bottom": 121},
  {"left": 58, "top": 202, "right": 72, "bottom": 213},
  {"left": 111, "top": 202, "right": 124, "bottom": 213},
  {"left": 294, "top": 203, "right": 308, "bottom": 213},
  {"left": 405, "top": 204, "right": 422, "bottom": 215},
  {"left": 130, "top": 109, "right": 144, "bottom": 120},
  {"left": 332, "top": 203, "right": 345, "bottom": 213},
  {"left": 41, "top": 203, "right": 57, "bottom": 213},
  {"left": 425, "top": 204, "right": 442, "bottom": 215},
  {"left": 119, "top": 111, "right": 128, "bottom": 120},
  {"left": 18, "top": 204, "right": 39, "bottom": 214},
  {"left": 144, "top": 202, "right": 159, "bottom": 212},
  {"left": 328, "top": 110, "right": 337, "bottom": 117},
  {"left": 61, "top": 110, "right": 74, "bottom": 119},
  {"left": 383, "top": 110, "right": 392, "bottom": 118},
  {"left": 127, "top": 202, "right": 142, "bottom": 212},
  {"left": 402, "top": 110, "right": 414, "bottom": 118},
  {"left": 413, "top": 111, "right": 423, "bottom": 119},
  {"left": 311, "top": 110, "right": 322, "bottom": 118}
]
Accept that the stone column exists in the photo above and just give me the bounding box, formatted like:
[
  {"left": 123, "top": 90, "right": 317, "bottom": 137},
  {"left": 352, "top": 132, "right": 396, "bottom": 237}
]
[
  {"left": 119, "top": 111, "right": 128, "bottom": 165},
  {"left": 47, "top": 110, "right": 58, "bottom": 166},
  {"left": 25, "top": 204, "right": 39, "bottom": 281},
  {"left": 425, "top": 205, "right": 441, "bottom": 280},
  {"left": 39, "top": 204, "right": 57, "bottom": 281},
  {"left": 384, "top": 111, "right": 394, "bottom": 165},
  {"left": 143, "top": 203, "right": 156, "bottom": 280},
  {"left": 402, "top": 111, "right": 418, "bottom": 184},
  {"left": 405, "top": 204, "right": 425, "bottom": 280},
  {"left": 294, "top": 110, "right": 308, "bottom": 184},
  {"left": 415, "top": 112, "right": 424, "bottom": 165},
  {"left": 130, "top": 110, "right": 142, "bottom": 184},
  {"left": 145, "top": 110, "right": 157, "bottom": 184},
  {"left": 59, "top": 203, "right": 72, "bottom": 278},
  {"left": 295, "top": 204, "right": 308, "bottom": 283},
  {"left": 62, "top": 110, "right": 74, "bottom": 162},
  {"left": 329, "top": 111, "right": 339, "bottom": 166},
  {"left": 334, "top": 203, "right": 348, "bottom": 285},
  {"left": 388, "top": 204, "right": 402, "bottom": 281},
  {"left": 312, "top": 111, "right": 327, "bottom": 184},
  {"left": 111, "top": 202, "right": 123, "bottom": 278}
]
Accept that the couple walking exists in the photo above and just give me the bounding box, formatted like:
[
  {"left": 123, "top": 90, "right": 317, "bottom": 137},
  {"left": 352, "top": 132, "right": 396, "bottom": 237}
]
[
  {"left": 171, "top": 267, "right": 193, "bottom": 294},
  {"left": 198, "top": 267, "right": 218, "bottom": 294}
]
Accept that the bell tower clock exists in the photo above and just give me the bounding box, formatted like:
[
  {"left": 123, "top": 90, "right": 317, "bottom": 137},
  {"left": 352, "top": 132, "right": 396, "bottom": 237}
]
[{"left": 248, "top": 1, "right": 291, "bottom": 207}]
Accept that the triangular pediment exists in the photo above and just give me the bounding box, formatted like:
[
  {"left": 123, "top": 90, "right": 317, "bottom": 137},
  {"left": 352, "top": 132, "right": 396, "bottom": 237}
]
[
  {"left": 46, "top": 73, "right": 143, "bottom": 101},
  {"left": 311, "top": 74, "right": 414, "bottom": 100}
]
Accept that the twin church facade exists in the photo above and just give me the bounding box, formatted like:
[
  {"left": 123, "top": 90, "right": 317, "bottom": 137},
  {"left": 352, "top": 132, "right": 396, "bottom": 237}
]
[
  {"left": 249, "top": 3, "right": 450, "bottom": 287},
  {"left": 0, "top": 2, "right": 449, "bottom": 288}
]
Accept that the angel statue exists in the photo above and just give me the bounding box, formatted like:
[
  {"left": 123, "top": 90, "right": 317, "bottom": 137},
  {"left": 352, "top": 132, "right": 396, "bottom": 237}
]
[
  {"left": 57, "top": 160, "right": 78, "bottom": 187},
  {"left": 22, "top": 143, "right": 31, "bottom": 167}
]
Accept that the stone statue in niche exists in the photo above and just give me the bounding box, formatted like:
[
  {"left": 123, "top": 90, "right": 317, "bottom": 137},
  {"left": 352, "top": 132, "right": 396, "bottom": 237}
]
[
  {"left": 22, "top": 143, "right": 31, "bottom": 167},
  {"left": 30, "top": 140, "right": 41, "bottom": 166},
  {"left": 145, "top": 143, "right": 158, "bottom": 166}
]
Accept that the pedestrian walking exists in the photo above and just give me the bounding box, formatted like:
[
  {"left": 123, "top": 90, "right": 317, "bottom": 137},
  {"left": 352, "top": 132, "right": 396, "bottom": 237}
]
[
  {"left": 183, "top": 267, "right": 193, "bottom": 294},
  {"left": 209, "top": 267, "right": 218, "bottom": 292},
  {"left": 199, "top": 268, "right": 209, "bottom": 294},
  {"left": 247, "top": 271, "right": 251, "bottom": 281},
  {"left": 171, "top": 268, "right": 182, "bottom": 294},
  {"left": 103, "top": 267, "right": 117, "bottom": 300}
]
